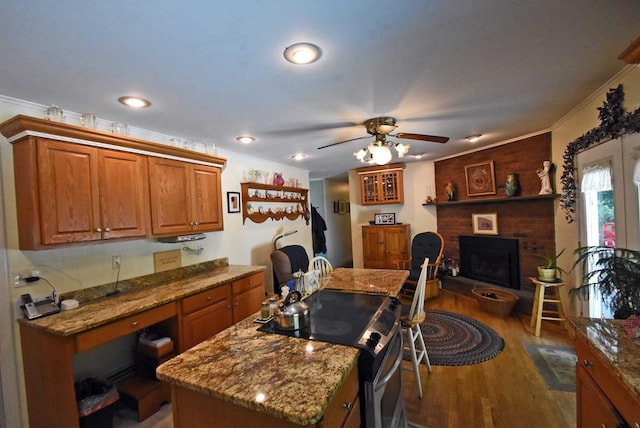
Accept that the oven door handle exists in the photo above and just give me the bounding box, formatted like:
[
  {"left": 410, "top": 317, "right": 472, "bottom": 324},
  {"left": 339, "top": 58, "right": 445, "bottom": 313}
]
[{"left": 375, "top": 332, "right": 403, "bottom": 392}]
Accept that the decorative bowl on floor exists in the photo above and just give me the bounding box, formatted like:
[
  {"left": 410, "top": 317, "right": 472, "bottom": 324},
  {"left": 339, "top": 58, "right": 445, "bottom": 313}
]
[{"left": 472, "top": 287, "right": 519, "bottom": 317}]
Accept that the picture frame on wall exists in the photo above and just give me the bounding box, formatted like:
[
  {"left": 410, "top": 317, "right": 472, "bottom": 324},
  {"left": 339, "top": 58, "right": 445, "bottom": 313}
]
[
  {"left": 374, "top": 213, "right": 396, "bottom": 225},
  {"left": 227, "top": 192, "right": 241, "bottom": 213},
  {"left": 471, "top": 212, "right": 498, "bottom": 235},
  {"left": 465, "top": 160, "right": 496, "bottom": 196}
]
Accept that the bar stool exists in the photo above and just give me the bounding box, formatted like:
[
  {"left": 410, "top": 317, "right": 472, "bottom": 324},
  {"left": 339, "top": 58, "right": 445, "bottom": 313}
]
[{"left": 529, "top": 277, "right": 567, "bottom": 337}]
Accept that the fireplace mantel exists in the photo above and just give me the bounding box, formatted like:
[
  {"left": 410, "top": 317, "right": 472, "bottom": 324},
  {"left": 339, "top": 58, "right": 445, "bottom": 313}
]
[{"left": 429, "top": 194, "right": 556, "bottom": 207}]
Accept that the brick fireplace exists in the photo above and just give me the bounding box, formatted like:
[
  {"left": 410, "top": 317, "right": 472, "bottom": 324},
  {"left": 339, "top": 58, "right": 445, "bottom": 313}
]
[{"left": 434, "top": 133, "right": 555, "bottom": 293}]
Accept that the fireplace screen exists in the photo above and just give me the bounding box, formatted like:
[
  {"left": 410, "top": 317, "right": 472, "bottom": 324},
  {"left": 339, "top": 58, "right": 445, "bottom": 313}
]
[{"left": 459, "top": 236, "right": 520, "bottom": 289}]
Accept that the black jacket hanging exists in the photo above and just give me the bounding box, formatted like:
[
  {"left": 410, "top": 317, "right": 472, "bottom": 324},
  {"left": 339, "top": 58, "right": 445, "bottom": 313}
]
[{"left": 311, "top": 205, "right": 327, "bottom": 255}]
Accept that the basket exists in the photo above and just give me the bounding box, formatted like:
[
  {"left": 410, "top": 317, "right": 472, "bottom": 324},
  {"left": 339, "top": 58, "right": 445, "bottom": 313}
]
[{"left": 471, "top": 287, "right": 519, "bottom": 317}]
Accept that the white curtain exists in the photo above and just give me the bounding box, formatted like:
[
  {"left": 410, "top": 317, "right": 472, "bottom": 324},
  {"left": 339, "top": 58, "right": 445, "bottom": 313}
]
[
  {"left": 580, "top": 161, "right": 612, "bottom": 192},
  {"left": 633, "top": 158, "right": 640, "bottom": 185}
]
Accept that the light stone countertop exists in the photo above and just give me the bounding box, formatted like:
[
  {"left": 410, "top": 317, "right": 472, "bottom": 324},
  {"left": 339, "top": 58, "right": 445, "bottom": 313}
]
[
  {"left": 570, "top": 317, "right": 640, "bottom": 399},
  {"left": 156, "top": 267, "right": 409, "bottom": 425},
  {"left": 20, "top": 263, "right": 265, "bottom": 336}
]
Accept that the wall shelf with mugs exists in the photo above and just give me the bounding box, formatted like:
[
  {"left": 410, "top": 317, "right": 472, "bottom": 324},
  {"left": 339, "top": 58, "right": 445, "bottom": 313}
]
[{"left": 240, "top": 182, "right": 308, "bottom": 224}]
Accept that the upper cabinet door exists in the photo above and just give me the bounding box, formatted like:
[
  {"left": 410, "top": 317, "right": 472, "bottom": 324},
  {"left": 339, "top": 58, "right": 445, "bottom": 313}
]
[
  {"left": 148, "top": 157, "right": 193, "bottom": 236},
  {"left": 191, "top": 164, "right": 223, "bottom": 232},
  {"left": 98, "top": 150, "right": 148, "bottom": 239},
  {"left": 37, "top": 139, "right": 101, "bottom": 244}
]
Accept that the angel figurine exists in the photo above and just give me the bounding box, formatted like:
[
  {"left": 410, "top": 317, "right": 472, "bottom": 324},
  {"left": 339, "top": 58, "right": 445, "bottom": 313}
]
[{"left": 537, "top": 161, "right": 553, "bottom": 195}]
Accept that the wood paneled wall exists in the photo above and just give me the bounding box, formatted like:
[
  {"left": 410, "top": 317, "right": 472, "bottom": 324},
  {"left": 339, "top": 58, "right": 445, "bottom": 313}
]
[{"left": 434, "top": 133, "right": 555, "bottom": 291}]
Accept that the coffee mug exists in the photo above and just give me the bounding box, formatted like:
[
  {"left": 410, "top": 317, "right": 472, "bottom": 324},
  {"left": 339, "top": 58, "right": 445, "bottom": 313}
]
[{"left": 80, "top": 113, "right": 96, "bottom": 129}]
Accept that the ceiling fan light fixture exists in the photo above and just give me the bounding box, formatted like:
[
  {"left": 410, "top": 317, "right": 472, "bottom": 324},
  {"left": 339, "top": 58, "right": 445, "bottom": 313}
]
[
  {"left": 283, "top": 43, "right": 321, "bottom": 65},
  {"left": 371, "top": 145, "right": 392, "bottom": 165},
  {"left": 118, "top": 96, "right": 151, "bottom": 108},
  {"left": 466, "top": 134, "right": 482, "bottom": 143},
  {"left": 395, "top": 142, "right": 410, "bottom": 157},
  {"left": 236, "top": 135, "right": 255, "bottom": 144},
  {"left": 377, "top": 124, "right": 396, "bottom": 134},
  {"left": 354, "top": 148, "right": 367, "bottom": 161}
]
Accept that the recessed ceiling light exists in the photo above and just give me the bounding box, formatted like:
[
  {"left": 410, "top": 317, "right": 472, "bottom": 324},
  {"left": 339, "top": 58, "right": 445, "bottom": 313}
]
[
  {"left": 283, "top": 42, "right": 322, "bottom": 65},
  {"left": 291, "top": 153, "right": 307, "bottom": 161},
  {"left": 466, "top": 134, "right": 482, "bottom": 143},
  {"left": 236, "top": 136, "right": 255, "bottom": 144},
  {"left": 118, "top": 96, "right": 151, "bottom": 108}
]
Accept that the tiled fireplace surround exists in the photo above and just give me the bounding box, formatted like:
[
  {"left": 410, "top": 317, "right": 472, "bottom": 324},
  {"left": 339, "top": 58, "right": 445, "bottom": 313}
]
[{"left": 435, "top": 132, "right": 554, "bottom": 296}]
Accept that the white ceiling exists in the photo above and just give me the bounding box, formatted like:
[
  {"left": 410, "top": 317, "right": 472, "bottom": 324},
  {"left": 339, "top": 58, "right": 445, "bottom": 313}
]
[{"left": 1, "top": 1, "right": 638, "bottom": 179}]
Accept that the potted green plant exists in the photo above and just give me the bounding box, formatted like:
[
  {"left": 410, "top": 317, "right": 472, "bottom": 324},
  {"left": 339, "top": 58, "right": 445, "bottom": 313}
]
[
  {"left": 570, "top": 246, "right": 640, "bottom": 319},
  {"left": 535, "top": 248, "right": 568, "bottom": 281}
]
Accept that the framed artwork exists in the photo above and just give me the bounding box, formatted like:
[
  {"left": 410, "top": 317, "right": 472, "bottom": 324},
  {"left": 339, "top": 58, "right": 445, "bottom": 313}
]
[
  {"left": 227, "top": 192, "right": 241, "bottom": 213},
  {"left": 472, "top": 213, "right": 498, "bottom": 235},
  {"left": 374, "top": 213, "right": 396, "bottom": 225},
  {"left": 465, "top": 160, "right": 496, "bottom": 196}
]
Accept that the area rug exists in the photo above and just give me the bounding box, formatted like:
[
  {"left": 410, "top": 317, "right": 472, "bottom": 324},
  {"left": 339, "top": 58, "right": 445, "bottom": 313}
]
[
  {"left": 403, "top": 310, "right": 505, "bottom": 366},
  {"left": 523, "top": 343, "right": 577, "bottom": 392}
]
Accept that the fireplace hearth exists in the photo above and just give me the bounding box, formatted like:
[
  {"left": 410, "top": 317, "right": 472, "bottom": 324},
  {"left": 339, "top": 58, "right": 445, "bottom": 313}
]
[{"left": 459, "top": 235, "right": 520, "bottom": 289}]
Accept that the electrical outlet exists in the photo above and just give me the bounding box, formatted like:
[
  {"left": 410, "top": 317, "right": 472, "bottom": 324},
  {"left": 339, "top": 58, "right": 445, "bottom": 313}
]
[{"left": 112, "top": 256, "right": 121, "bottom": 270}]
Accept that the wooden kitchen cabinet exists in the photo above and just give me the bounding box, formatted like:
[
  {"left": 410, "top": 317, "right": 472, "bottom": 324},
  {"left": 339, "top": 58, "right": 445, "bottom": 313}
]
[
  {"left": 148, "top": 157, "right": 223, "bottom": 236},
  {"left": 12, "top": 137, "right": 147, "bottom": 249},
  {"left": 168, "top": 362, "right": 359, "bottom": 427},
  {"left": 356, "top": 163, "right": 405, "bottom": 205},
  {"left": 180, "top": 285, "right": 233, "bottom": 352},
  {"left": 179, "top": 272, "right": 264, "bottom": 351},
  {"left": 362, "top": 224, "right": 410, "bottom": 269},
  {"left": 231, "top": 272, "right": 265, "bottom": 322},
  {"left": 576, "top": 333, "right": 640, "bottom": 427}
]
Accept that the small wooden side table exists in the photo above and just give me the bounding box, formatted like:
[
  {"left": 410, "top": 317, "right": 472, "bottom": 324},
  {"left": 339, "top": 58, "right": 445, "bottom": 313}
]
[{"left": 529, "top": 277, "right": 567, "bottom": 337}]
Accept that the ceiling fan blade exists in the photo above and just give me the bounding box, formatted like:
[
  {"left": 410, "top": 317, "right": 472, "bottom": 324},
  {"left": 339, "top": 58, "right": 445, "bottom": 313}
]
[
  {"left": 393, "top": 133, "right": 449, "bottom": 143},
  {"left": 317, "top": 135, "right": 370, "bottom": 150},
  {"left": 262, "top": 121, "right": 359, "bottom": 137}
]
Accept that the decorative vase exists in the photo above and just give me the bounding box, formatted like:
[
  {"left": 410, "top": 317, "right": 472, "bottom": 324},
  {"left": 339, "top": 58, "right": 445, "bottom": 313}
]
[{"left": 505, "top": 173, "right": 519, "bottom": 197}]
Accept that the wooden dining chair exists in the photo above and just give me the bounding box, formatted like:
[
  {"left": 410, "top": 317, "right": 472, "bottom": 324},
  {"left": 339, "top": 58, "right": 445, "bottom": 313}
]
[
  {"left": 308, "top": 256, "right": 333, "bottom": 277},
  {"left": 401, "top": 256, "right": 432, "bottom": 399}
]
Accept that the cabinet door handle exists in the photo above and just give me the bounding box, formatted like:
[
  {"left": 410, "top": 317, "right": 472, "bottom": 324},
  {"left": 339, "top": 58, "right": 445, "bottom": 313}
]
[
  {"left": 342, "top": 402, "right": 353, "bottom": 410},
  {"left": 131, "top": 321, "right": 138, "bottom": 327},
  {"left": 206, "top": 296, "right": 212, "bottom": 300},
  {"left": 96, "top": 227, "right": 102, "bottom": 233},
  {"left": 227, "top": 305, "right": 231, "bottom": 309},
  {"left": 104, "top": 226, "right": 110, "bottom": 232},
  {"left": 582, "top": 359, "right": 592, "bottom": 367},
  {"left": 234, "top": 302, "right": 239, "bottom": 306},
  {"left": 194, "top": 221, "right": 199, "bottom": 226},
  {"left": 189, "top": 221, "right": 195, "bottom": 226}
]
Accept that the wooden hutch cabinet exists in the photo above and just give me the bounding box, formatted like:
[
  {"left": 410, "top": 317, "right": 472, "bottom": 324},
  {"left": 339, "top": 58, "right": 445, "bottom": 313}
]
[
  {"left": 362, "top": 224, "right": 410, "bottom": 269},
  {"left": 356, "top": 163, "right": 405, "bottom": 205}
]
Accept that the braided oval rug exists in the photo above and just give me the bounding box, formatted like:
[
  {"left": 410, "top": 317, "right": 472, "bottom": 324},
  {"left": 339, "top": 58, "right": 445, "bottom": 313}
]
[{"left": 403, "top": 309, "right": 505, "bottom": 366}]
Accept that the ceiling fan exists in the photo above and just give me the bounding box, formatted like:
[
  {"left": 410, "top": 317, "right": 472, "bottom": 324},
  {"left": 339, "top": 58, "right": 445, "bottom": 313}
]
[{"left": 317, "top": 117, "right": 449, "bottom": 165}]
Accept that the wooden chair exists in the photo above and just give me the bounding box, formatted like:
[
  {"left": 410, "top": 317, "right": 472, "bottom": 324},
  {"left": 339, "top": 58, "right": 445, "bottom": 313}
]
[
  {"left": 401, "top": 257, "right": 432, "bottom": 399},
  {"left": 396, "top": 231, "right": 444, "bottom": 300},
  {"left": 308, "top": 256, "right": 333, "bottom": 277}
]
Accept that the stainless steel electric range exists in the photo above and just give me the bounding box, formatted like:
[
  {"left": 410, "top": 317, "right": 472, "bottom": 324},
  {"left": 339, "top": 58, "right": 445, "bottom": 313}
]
[{"left": 258, "top": 289, "right": 406, "bottom": 428}]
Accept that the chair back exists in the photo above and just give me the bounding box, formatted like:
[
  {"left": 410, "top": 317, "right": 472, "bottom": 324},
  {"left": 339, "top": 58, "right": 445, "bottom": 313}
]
[
  {"left": 270, "top": 245, "right": 309, "bottom": 293},
  {"left": 408, "top": 257, "right": 429, "bottom": 322},
  {"left": 308, "top": 256, "right": 333, "bottom": 277},
  {"left": 410, "top": 232, "right": 444, "bottom": 280}
]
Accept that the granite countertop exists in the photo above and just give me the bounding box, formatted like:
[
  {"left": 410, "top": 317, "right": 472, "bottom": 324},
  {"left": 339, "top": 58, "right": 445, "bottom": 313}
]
[
  {"left": 157, "top": 267, "right": 408, "bottom": 425},
  {"left": 320, "top": 267, "right": 408, "bottom": 296},
  {"left": 20, "top": 263, "right": 265, "bottom": 336},
  {"left": 570, "top": 317, "right": 640, "bottom": 399}
]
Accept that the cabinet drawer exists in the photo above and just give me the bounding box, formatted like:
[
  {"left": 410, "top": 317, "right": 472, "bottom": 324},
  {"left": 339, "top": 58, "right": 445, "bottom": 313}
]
[
  {"left": 319, "top": 365, "right": 359, "bottom": 428},
  {"left": 181, "top": 285, "right": 231, "bottom": 315},
  {"left": 576, "top": 335, "right": 640, "bottom": 425},
  {"left": 75, "top": 303, "right": 177, "bottom": 353},
  {"left": 232, "top": 272, "right": 264, "bottom": 295}
]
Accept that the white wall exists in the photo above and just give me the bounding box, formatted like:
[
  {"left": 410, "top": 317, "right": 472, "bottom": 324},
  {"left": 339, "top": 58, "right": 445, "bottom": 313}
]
[
  {"left": 349, "top": 162, "right": 439, "bottom": 267},
  {"left": 551, "top": 65, "right": 640, "bottom": 316},
  {"left": 0, "top": 96, "right": 312, "bottom": 426}
]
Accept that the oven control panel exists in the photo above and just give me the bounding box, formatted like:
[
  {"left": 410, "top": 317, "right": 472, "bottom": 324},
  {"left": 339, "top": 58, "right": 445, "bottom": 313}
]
[{"left": 357, "top": 296, "right": 401, "bottom": 356}]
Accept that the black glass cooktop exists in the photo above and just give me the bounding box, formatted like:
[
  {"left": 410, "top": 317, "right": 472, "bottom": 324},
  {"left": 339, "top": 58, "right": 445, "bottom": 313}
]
[{"left": 257, "top": 289, "right": 396, "bottom": 349}]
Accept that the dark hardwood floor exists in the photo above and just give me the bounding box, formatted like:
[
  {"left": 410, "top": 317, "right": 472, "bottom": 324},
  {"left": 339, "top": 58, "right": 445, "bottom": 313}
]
[{"left": 402, "top": 290, "right": 576, "bottom": 428}]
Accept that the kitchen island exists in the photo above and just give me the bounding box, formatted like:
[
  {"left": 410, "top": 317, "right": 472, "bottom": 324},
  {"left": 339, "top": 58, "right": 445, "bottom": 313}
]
[
  {"left": 571, "top": 317, "right": 640, "bottom": 427},
  {"left": 156, "top": 268, "right": 409, "bottom": 427}
]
